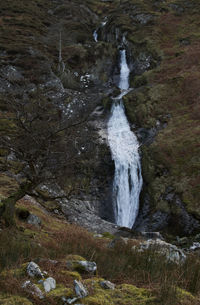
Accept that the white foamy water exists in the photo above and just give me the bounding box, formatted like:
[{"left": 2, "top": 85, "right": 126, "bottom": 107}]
[
  {"left": 107, "top": 50, "right": 143, "bottom": 228},
  {"left": 93, "top": 30, "right": 98, "bottom": 42}
]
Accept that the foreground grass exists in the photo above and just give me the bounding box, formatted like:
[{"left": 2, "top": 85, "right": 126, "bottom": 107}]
[{"left": 0, "top": 197, "right": 200, "bottom": 304}]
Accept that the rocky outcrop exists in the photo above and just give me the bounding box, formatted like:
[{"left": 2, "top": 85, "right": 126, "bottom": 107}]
[
  {"left": 133, "top": 239, "right": 186, "bottom": 264},
  {"left": 61, "top": 198, "right": 119, "bottom": 234}
]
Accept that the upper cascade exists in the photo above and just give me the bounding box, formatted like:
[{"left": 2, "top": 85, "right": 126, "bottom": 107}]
[
  {"left": 93, "top": 30, "right": 98, "bottom": 42},
  {"left": 107, "top": 49, "right": 143, "bottom": 228},
  {"left": 119, "top": 49, "right": 130, "bottom": 90}
]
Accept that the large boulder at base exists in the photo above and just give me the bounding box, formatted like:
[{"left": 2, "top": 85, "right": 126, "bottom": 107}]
[
  {"left": 133, "top": 239, "right": 186, "bottom": 263},
  {"left": 27, "top": 262, "right": 43, "bottom": 278},
  {"left": 43, "top": 277, "right": 56, "bottom": 293}
]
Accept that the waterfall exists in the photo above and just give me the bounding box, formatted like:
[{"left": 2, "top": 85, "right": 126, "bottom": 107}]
[
  {"left": 107, "top": 50, "right": 143, "bottom": 228},
  {"left": 93, "top": 30, "right": 98, "bottom": 42}
]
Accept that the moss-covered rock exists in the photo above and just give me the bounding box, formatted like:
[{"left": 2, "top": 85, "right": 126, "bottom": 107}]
[
  {"left": 46, "top": 284, "right": 73, "bottom": 304},
  {"left": 60, "top": 270, "right": 82, "bottom": 281}
]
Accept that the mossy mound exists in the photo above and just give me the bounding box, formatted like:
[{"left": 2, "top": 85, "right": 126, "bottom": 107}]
[
  {"left": 65, "top": 255, "right": 86, "bottom": 261},
  {"left": 60, "top": 271, "right": 82, "bottom": 281},
  {"left": 0, "top": 263, "right": 27, "bottom": 278},
  {"left": 83, "top": 280, "right": 155, "bottom": 305},
  {"left": 45, "top": 284, "right": 73, "bottom": 304},
  {"left": 0, "top": 295, "right": 33, "bottom": 305}
]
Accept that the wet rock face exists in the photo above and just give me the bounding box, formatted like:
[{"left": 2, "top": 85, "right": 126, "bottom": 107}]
[
  {"left": 61, "top": 198, "right": 119, "bottom": 234},
  {"left": 167, "top": 195, "right": 200, "bottom": 236},
  {"left": 134, "top": 191, "right": 200, "bottom": 236},
  {"left": 134, "top": 195, "right": 170, "bottom": 233}
]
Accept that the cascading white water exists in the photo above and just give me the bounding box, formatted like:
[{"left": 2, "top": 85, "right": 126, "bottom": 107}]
[
  {"left": 108, "top": 50, "right": 143, "bottom": 228},
  {"left": 93, "top": 30, "right": 98, "bottom": 42}
]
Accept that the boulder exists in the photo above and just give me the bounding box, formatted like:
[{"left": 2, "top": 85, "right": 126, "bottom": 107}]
[
  {"left": 66, "top": 259, "right": 97, "bottom": 274},
  {"left": 74, "top": 280, "right": 88, "bottom": 298},
  {"left": 43, "top": 277, "right": 56, "bottom": 293},
  {"left": 27, "top": 214, "right": 41, "bottom": 226},
  {"left": 77, "top": 261, "right": 97, "bottom": 273},
  {"left": 22, "top": 280, "right": 44, "bottom": 299},
  {"left": 189, "top": 242, "right": 200, "bottom": 251},
  {"left": 27, "top": 262, "right": 43, "bottom": 278},
  {"left": 100, "top": 280, "right": 115, "bottom": 290},
  {"left": 133, "top": 239, "right": 186, "bottom": 264},
  {"left": 134, "top": 13, "right": 154, "bottom": 25}
]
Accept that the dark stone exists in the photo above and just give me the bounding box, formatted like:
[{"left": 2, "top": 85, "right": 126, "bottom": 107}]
[
  {"left": 135, "top": 191, "right": 200, "bottom": 236},
  {"left": 169, "top": 196, "right": 200, "bottom": 235},
  {"left": 136, "top": 127, "right": 157, "bottom": 145},
  {"left": 169, "top": 3, "right": 184, "bottom": 14},
  {"left": 150, "top": 211, "right": 170, "bottom": 231},
  {"left": 132, "top": 13, "right": 154, "bottom": 25},
  {"left": 0, "top": 66, "right": 24, "bottom": 83},
  {"left": 16, "top": 207, "right": 30, "bottom": 220},
  {"left": 133, "top": 193, "right": 151, "bottom": 231},
  {"left": 133, "top": 53, "right": 153, "bottom": 75},
  {"left": 179, "top": 38, "right": 190, "bottom": 46},
  {"left": 27, "top": 214, "right": 42, "bottom": 227}
]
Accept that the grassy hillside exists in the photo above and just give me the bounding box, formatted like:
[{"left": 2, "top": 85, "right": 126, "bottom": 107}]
[
  {"left": 0, "top": 197, "right": 200, "bottom": 304},
  {"left": 0, "top": 0, "right": 200, "bottom": 303}
]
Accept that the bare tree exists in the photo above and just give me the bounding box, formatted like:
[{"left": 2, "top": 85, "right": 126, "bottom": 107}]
[{"left": 0, "top": 93, "right": 89, "bottom": 226}]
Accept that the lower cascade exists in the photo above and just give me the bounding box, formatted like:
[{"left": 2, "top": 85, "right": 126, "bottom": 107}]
[{"left": 108, "top": 50, "right": 143, "bottom": 228}]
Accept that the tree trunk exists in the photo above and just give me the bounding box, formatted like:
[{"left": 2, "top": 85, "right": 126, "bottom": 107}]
[{"left": 2, "top": 182, "right": 33, "bottom": 227}]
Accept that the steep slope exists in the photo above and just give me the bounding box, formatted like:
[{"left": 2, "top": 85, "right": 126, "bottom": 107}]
[{"left": 0, "top": 0, "right": 200, "bottom": 236}]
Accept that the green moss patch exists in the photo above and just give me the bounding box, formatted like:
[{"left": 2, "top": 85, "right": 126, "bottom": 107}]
[
  {"left": 83, "top": 280, "right": 155, "bottom": 305},
  {"left": 0, "top": 295, "right": 32, "bottom": 305}
]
